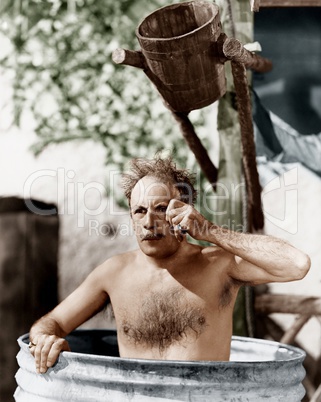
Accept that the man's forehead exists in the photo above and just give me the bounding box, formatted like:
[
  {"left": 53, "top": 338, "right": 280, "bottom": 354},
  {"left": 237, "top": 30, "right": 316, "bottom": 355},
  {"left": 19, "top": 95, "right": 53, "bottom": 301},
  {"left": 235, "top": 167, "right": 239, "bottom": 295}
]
[{"left": 131, "top": 176, "right": 179, "bottom": 204}]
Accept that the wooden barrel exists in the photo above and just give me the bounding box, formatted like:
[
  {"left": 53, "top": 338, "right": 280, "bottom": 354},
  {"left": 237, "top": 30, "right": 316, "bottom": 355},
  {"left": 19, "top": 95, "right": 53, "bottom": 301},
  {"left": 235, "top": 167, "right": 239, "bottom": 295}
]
[
  {"left": 0, "top": 197, "right": 58, "bottom": 402},
  {"left": 15, "top": 329, "right": 306, "bottom": 401},
  {"left": 136, "top": 1, "right": 226, "bottom": 112}
]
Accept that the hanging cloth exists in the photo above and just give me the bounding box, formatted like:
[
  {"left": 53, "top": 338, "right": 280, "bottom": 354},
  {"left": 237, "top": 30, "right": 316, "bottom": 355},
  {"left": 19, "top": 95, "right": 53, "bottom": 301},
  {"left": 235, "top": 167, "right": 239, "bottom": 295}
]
[{"left": 253, "top": 90, "right": 321, "bottom": 177}]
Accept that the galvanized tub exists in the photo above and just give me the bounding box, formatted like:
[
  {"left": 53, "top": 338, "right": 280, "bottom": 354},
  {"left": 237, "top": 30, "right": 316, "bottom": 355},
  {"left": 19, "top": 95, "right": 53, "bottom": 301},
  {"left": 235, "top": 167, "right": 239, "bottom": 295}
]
[{"left": 15, "top": 329, "right": 306, "bottom": 401}]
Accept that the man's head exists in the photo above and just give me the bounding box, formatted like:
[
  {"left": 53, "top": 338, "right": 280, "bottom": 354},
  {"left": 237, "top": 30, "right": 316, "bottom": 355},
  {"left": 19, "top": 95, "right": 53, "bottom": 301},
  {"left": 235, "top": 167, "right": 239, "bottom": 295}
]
[
  {"left": 121, "top": 156, "right": 197, "bottom": 207},
  {"left": 121, "top": 156, "right": 197, "bottom": 259}
]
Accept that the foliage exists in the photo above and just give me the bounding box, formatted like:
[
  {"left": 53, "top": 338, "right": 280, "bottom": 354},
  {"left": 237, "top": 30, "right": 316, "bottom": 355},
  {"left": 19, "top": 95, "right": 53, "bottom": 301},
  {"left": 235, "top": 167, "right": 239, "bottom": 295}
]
[
  {"left": 0, "top": 0, "right": 209, "bottom": 177},
  {"left": 0, "top": 0, "right": 250, "bottom": 336}
]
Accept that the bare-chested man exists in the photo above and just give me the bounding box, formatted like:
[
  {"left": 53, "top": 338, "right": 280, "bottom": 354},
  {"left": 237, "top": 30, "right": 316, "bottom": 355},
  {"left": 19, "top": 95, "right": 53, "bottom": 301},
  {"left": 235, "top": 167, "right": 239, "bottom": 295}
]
[{"left": 29, "top": 156, "right": 310, "bottom": 374}]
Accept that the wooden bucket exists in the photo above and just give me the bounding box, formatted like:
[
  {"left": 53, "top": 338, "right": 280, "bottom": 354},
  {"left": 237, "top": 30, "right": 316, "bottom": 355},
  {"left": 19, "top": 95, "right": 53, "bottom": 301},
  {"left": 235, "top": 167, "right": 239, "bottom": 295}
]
[{"left": 136, "top": 1, "right": 226, "bottom": 113}]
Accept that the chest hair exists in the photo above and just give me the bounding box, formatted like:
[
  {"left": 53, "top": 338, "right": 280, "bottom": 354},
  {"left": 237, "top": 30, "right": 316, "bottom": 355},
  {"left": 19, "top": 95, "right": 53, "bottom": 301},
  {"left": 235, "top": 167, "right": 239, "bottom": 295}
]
[{"left": 120, "top": 287, "right": 207, "bottom": 353}]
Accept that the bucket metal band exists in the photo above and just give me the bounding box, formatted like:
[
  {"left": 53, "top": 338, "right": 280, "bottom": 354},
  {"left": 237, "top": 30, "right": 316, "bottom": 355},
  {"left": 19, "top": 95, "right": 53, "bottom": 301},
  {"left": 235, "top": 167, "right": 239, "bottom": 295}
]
[
  {"left": 141, "top": 40, "right": 219, "bottom": 61},
  {"left": 157, "top": 66, "right": 225, "bottom": 90}
]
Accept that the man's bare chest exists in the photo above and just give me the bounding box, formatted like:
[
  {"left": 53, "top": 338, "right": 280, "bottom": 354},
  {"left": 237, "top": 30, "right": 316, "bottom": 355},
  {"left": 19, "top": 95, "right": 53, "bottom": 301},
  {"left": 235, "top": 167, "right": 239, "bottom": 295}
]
[{"left": 114, "top": 285, "right": 208, "bottom": 353}]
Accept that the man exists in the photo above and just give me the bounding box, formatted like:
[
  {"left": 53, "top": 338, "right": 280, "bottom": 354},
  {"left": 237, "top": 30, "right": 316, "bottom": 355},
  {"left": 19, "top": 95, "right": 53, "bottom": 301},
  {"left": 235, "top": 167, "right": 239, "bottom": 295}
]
[{"left": 29, "top": 156, "right": 310, "bottom": 374}]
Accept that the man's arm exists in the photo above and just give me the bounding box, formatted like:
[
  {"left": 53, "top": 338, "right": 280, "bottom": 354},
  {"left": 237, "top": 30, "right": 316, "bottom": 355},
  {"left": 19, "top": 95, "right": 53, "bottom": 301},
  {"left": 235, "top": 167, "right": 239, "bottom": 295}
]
[
  {"left": 201, "top": 227, "right": 310, "bottom": 284},
  {"left": 29, "top": 263, "right": 109, "bottom": 374},
  {"left": 29, "top": 314, "right": 71, "bottom": 374},
  {"left": 166, "top": 199, "right": 311, "bottom": 285}
]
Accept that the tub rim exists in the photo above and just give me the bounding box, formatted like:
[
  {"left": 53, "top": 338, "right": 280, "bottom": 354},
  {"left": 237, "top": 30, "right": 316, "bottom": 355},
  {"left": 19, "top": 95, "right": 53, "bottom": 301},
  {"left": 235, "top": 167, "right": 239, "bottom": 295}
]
[{"left": 17, "top": 329, "right": 306, "bottom": 368}]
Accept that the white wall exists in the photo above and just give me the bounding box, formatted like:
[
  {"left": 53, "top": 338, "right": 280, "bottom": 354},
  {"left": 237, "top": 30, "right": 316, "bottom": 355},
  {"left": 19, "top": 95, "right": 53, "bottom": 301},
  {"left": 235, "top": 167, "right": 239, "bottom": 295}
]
[
  {"left": 259, "top": 160, "right": 321, "bottom": 359},
  {"left": 0, "top": 70, "right": 137, "bottom": 328}
]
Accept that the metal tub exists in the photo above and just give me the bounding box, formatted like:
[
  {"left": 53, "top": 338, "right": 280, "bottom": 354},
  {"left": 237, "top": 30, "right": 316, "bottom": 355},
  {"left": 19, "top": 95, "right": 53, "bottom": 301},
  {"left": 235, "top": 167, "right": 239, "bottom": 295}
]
[{"left": 15, "top": 329, "right": 306, "bottom": 401}]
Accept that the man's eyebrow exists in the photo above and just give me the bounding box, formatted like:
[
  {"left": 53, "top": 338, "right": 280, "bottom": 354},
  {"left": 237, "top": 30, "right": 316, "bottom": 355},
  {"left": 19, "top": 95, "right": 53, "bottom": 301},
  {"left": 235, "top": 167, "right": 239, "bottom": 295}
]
[
  {"left": 132, "top": 205, "right": 146, "bottom": 210},
  {"left": 155, "top": 202, "right": 169, "bottom": 206},
  {"left": 131, "top": 202, "right": 169, "bottom": 212}
]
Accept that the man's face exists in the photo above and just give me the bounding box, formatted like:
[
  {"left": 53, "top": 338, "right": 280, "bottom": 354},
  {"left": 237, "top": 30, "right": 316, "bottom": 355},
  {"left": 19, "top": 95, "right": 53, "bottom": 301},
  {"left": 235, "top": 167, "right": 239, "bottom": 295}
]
[{"left": 130, "top": 176, "right": 181, "bottom": 259}]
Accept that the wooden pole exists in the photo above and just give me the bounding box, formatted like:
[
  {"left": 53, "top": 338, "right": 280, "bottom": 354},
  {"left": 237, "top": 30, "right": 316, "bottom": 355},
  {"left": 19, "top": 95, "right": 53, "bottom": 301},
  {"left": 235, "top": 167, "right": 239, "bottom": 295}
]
[
  {"left": 230, "top": 60, "right": 264, "bottom": 230},
  {"left": 171, "top": 112, "right": 218, "bottom": 189}
]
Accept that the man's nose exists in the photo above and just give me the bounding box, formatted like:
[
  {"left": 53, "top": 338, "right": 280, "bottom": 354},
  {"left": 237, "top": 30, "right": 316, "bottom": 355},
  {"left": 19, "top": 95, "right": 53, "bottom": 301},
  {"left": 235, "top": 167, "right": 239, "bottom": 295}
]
[{"left": 143, "top": 211, "right": 156, "bottom": 230}]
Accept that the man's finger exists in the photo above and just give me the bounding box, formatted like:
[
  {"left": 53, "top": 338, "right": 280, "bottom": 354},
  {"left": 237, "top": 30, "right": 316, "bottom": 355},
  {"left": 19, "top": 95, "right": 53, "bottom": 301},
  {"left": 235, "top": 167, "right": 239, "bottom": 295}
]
[
  {"left": 34, "top": 338, "right": 45, "bottom": 373},
  {"left": 168, "top": 199, "right": 185, "bottom": 208},
  {"left": 166, "top": 206, "right": 189, "bottom": 225},
  {"left": 46, "top": 340, "right": 70, "bottom": 368},
  {"left": 38, "top": 342, "right": 53, "bottom": 373},
  {"left": 171, "top": 213, "right": 187, "bottom": 226},
  {"left": 166, "top": 199, "right": 186, "bottom": 221}
]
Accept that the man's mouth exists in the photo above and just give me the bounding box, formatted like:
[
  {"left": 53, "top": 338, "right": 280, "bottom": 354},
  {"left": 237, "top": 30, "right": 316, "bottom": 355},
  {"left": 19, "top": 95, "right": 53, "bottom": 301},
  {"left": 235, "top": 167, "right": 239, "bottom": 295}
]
[{"left": 141, "top": 234, "right": 164, "bottom": 241}]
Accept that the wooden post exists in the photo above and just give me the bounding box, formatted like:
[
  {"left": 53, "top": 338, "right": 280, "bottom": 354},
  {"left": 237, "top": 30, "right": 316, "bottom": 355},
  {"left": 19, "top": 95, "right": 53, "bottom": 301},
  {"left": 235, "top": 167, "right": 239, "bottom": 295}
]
[
  {"left": 230, "top": 60, "right": 264, "bottom": 230},
  {"left": 171, "top": 112, "right": 218, "bottom": 189}
]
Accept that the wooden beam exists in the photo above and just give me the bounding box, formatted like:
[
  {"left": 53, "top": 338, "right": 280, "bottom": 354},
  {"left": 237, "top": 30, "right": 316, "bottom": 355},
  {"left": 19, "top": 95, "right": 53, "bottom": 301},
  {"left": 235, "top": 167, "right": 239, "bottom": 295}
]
[
  {"left": 280, "top": 315, "right": 311, "bottom": 344},
  {"left": 259, "top": 0, "right": 321, "bottom": 7},
  {"left": 255, "top": 294, "right": 321, "bottom": 315},
  {"left": 222, "top": 37, "right": 273, "bottom": 73},
  {"left": 250, "top": 0, "right": 261, "bottom": 12},
  {"left": 112, "top": 48, "right": 145, "bottom": 69}
]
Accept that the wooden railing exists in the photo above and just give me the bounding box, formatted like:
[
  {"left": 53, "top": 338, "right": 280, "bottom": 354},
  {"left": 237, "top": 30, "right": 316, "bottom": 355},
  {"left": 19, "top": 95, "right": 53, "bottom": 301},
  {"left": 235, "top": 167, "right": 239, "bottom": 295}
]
[{"left": 255, "top": 293, "right": 321, "bottom": 402}]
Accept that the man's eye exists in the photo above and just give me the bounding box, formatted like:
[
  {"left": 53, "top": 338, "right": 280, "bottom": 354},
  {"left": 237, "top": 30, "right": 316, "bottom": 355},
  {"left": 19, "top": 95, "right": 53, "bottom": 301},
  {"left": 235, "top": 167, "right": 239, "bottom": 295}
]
[
  {"left": 134, "top": 208, "right": 146, "bottom": 214},
  {"left": 156, "top": 206, "right": 167, "bottom": 214}
]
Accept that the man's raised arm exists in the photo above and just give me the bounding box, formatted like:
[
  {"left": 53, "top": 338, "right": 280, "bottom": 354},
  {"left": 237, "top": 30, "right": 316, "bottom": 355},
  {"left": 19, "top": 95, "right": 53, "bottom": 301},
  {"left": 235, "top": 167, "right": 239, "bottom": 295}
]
[
  {"left": 166, "top": 199, "right": 311, "bottom": 285},
  {"left": 202, "top": 226, "right": 311, "bottom": 285}
]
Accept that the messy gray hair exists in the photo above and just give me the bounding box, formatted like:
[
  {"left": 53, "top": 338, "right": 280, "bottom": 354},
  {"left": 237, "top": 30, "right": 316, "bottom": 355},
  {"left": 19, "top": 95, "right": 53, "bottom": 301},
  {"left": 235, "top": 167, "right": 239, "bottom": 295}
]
[{"left": 121, "top": 156, "right": 197, "bottom": 206}]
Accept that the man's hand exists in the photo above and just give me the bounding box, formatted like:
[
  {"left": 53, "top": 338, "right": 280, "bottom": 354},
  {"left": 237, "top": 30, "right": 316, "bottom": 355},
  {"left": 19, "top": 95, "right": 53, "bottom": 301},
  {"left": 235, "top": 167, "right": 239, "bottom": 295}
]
[
  {"left": 29, "top": 334, "right": 70, "bottom": 374},
  {"left": 166, "top": 199, "right": 210, "bottom": 241}
]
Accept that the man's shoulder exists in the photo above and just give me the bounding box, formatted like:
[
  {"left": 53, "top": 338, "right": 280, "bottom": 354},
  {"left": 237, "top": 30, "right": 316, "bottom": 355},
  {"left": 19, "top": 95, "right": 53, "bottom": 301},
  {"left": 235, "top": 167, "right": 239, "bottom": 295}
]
[
  {"left": 100, "top": 249, "right": 140, "bottom": 271},
  {"left": 90, "top": 249, "right": 139, "bottom": 286},
  {"left": 183, "top": 243, "right": 232, "bottom": 272},
  {"left": 198, "top": 245, "right": 237, "bottom": 285}
]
